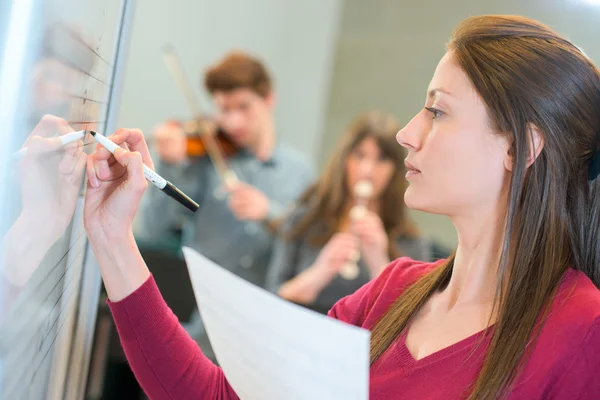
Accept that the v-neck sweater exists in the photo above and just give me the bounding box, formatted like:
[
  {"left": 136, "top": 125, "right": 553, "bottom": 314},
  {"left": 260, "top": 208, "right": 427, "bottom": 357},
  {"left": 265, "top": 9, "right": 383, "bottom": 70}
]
[{"left": 107, "top": 257, "right": 600, "bottom": 399}]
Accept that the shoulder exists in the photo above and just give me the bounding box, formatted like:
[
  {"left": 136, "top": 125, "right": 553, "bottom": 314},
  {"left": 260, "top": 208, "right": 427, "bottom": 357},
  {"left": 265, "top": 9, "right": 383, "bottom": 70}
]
[
  {"left": 379, "top": 257, "right": 442, "bottom": 292},
  {"left": 283, "top": 203, "right": 310, "bottom": 226},
  {"left": 518, "top": 270, "right": 600, "bottom": 396},
  {"left": 376, "top": 257, "right": 445, "bottom": 299},
  {"left": 544, "top": 269, "right": 600, "bottom": 335},
  {"left": 527, "top": 269, "right": 600, "bottom": 369},
  {"left": 275, "top": 142, "right": 308, "bottom": 162},
  {"left": 328, "top": 257, "right": 444, "bottom": 328},
  {"left": 275, "top": 202, "right": 315, "bottom": 238},
  {"left": 275, "top": 143, "right": 315, "bottom": 172}
]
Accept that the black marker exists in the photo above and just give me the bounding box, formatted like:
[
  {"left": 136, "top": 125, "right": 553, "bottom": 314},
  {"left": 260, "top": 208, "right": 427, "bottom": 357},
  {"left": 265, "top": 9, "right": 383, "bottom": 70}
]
[{"left": 90, "top": 131, "right": 199, "bottom": 212}]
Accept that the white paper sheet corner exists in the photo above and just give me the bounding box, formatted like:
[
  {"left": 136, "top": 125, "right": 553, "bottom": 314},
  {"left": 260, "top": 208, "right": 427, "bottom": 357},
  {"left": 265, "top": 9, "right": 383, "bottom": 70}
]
[{"left": 182, "top": 246, "right": 370, "bottom": 400}]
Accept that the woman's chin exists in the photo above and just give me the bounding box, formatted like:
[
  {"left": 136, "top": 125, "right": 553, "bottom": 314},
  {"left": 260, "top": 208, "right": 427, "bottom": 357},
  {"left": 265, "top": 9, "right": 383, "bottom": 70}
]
[
  {"left": 404, "top": 188, "right": 423, "bottom": 210},
  {"left": 404, "top": 188, "right": 438, "bottom": 214}
]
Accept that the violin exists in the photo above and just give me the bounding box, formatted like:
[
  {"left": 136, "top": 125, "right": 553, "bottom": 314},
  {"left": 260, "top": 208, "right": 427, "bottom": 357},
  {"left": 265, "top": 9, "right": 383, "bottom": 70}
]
[
  {"left": 161, "top": 46, "right": 239, "bottom": 189},
  {"left": 164, "top": 116, "right": 240, "bottom": 158}
]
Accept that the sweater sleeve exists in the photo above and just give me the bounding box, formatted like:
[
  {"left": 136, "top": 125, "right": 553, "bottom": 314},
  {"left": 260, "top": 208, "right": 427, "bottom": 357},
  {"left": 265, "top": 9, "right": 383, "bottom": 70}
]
[
  {"left": 546, "top": 318, "right": 600, "bottom": 400},
  {"left": 107, "top": 275, "right": 238, "bottom": 400}
]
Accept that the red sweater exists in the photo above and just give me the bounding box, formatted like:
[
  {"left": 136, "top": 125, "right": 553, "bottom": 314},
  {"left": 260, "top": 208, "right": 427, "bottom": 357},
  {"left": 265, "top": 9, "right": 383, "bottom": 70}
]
[{"left": 108, "top": 258, "right": 600, "bottom": 399}]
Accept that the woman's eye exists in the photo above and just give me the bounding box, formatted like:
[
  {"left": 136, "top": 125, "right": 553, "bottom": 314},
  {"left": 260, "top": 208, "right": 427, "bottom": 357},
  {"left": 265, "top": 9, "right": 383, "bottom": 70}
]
[{"left": 424, "top": 107, "right": 443, "bottom": 119}]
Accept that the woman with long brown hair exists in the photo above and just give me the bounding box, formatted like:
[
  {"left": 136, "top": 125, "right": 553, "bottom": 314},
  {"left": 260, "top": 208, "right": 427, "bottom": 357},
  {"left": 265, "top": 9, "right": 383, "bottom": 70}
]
[
  {"left": 266, "top": 111, "right": 438, "bottom": 314},
  {"left": 84, "top": 15, "right": 599, "bottom": 400}
]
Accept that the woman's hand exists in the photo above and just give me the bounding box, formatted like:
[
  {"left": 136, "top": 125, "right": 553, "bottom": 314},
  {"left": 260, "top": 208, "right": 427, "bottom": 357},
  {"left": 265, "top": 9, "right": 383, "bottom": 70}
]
[
  {"left": 1, "top": 115, "right": 86, "bottom": 288},
  {"left": 277, "top": 233, "right": 359, "bottom": 304},
  {"left": 153, "top": 122, "right": 187, "bottom": 164},
  {"left": 84, "top": 128, "right": 154, "bottom": 245},
  {"left": 353, "top": 210, "right": 390, "bottom": 278},
  {"left": 311, "top": 233, "right": 360, "bottom": 278},
  {"left": 19, "top": 115, "right": 86, "bottom": 238},
  {"left": 83, "top": 128, "right": 154, "bottom": 301}
]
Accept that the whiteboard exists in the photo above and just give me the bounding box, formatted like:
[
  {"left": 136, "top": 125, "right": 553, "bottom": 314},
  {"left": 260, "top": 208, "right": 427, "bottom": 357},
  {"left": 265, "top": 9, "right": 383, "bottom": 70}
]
[{"left": 0, "top": 0, "right": 135, "bottom": 398}]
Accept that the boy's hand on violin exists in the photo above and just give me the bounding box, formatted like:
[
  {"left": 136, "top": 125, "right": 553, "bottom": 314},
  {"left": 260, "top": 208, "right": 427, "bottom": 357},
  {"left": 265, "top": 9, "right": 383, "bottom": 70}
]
[
  {"left": 228, "top": 183, "right": 269, "bottom": 221},
  {"left": 153, "top": 122, "right": 187, "bottom": 164}
]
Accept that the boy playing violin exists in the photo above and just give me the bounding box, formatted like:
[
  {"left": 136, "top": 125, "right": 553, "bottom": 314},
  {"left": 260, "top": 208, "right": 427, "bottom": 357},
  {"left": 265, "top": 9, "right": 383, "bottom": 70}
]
[{"left": 135, "top": 51, "right": 314, "bottom": 361}]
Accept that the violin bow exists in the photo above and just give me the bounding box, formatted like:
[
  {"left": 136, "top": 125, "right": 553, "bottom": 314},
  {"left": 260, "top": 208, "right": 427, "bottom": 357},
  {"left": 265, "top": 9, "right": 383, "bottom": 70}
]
[{"left": 161, "top": 45, "right": 239, "bottom": 189}]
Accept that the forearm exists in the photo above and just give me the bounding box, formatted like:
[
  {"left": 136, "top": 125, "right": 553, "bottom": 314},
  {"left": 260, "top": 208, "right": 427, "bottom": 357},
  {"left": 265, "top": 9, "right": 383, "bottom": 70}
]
[
  {"left": 93, "top": 232, "right": 238, "bottom": 398},
  {"left": 278, "top": 267, "right": 334, "bottom": 304},
  {"left": 1, "top": 214, "right": 59, "bottom": 287},
  {"left": 89, "top": 231, "right": 150, "bottom": 302},
  {"left": 107, "top": 273, "right": 238, "bottom": 399},
  {"left": 84, "top": 129, "right": 238, "bottom": 398}
]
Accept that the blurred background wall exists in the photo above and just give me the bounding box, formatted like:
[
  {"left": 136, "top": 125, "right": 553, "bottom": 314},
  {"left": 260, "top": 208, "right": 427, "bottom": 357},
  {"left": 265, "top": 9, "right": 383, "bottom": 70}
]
[{"left": 117, "top": 0, "right": 600, "bottom": 248}]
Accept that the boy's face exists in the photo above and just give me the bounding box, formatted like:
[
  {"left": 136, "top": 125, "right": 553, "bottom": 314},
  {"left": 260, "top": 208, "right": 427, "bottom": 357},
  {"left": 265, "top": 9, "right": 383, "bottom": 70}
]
[{"left": 213, "top": 88, "right": 274, "bottom": 148}]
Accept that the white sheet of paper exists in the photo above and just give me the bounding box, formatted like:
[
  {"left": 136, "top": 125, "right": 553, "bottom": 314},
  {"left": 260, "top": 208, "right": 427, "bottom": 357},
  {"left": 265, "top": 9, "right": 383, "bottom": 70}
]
[{"left": 182, "top": 247, "right": 370, "bottom": 400}]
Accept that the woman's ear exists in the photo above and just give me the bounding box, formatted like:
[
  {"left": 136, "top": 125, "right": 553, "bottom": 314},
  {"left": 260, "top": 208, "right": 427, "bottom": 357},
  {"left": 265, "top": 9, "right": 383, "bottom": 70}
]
[
  {"left": 503, "top": 124, "right": 544, "bottom": 172},
  {"left": 526, "top": 124, "right": 544, "bottom": 168}
]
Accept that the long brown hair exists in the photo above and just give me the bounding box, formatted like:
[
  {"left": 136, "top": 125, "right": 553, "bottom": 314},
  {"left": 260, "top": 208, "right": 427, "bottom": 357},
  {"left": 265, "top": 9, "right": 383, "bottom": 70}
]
[
  {"left": 287, "top": 110, "right": 419, "bottom": 258},
  {"left": 369, "top": 15, "right": 600, "bottom": 399}
]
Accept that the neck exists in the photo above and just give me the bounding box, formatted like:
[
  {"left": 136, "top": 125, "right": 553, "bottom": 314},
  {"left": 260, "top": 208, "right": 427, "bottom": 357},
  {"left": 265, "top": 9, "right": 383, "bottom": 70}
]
[
  {"left": 442, "top": 201, "right": 508, "bottom": 310},
  {"left": 251, "top": 118, "right": 276, "bottom": 161}
]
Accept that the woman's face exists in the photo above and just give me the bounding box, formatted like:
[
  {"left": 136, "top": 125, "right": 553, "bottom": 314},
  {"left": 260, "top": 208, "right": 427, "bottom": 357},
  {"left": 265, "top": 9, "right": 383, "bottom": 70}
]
[
  {"left": 396, "top": 51, "right": 511, "bottom": 218},
  {"left": 345, "top": 137, "right": 395, "bottom": 200}
]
